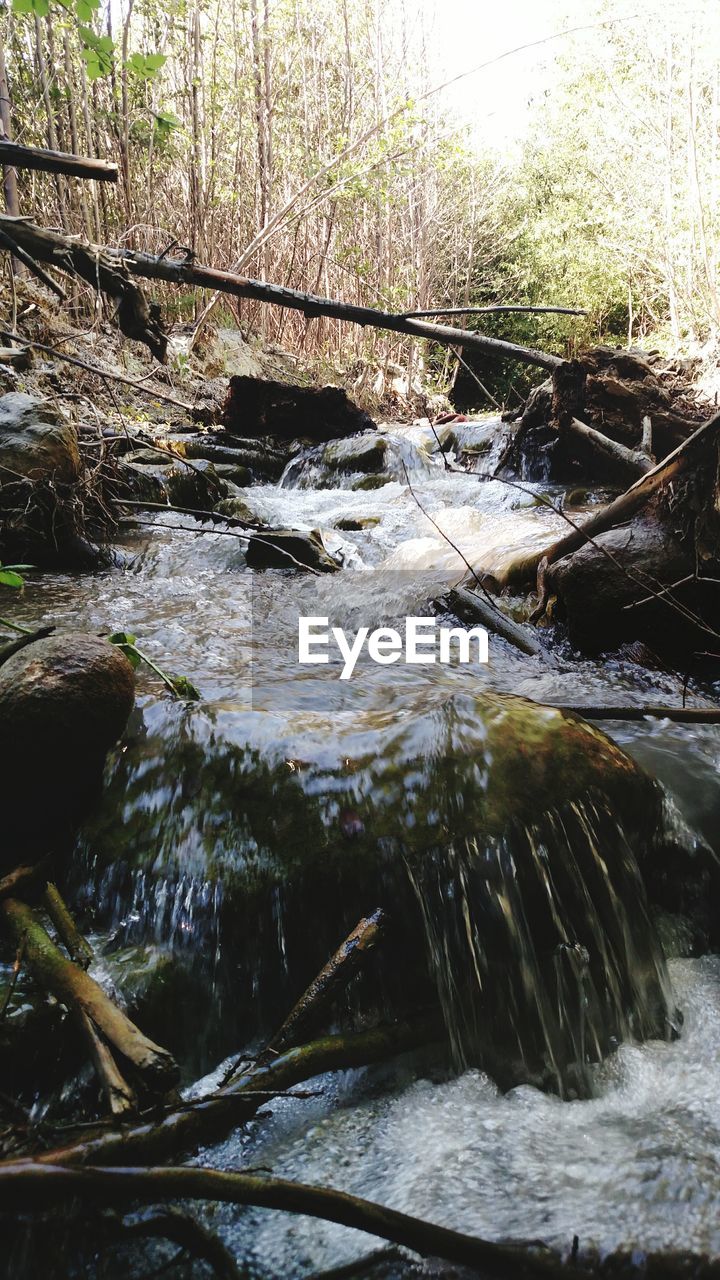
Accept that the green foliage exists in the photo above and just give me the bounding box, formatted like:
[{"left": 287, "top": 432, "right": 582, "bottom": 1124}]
[
  {"left": 108, "top": 632, "right": 201, "bottom": 702},
  {"left": 0, "top": 564, "right": 32, "bottom": 589}
]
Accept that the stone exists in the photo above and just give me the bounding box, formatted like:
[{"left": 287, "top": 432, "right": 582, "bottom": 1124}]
[
  {"left": 0, "top": 633, "right": 135, "bottom": 867},
  {"left": 323, "top": 432, "right": 388, "bottom": 473},
  {"left": 79, "top": 691, "right": 674, "bottom": 1095},
  {"left": 0, "top": 392, "right": 80, "bottom": 483},
  {"left": 245, "top": 527, "right": 340, "bottom": 572}
]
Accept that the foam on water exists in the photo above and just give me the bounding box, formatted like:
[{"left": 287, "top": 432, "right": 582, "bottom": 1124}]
[{"left": 196, "top": 958, "right": 720, "bottom": 1276}]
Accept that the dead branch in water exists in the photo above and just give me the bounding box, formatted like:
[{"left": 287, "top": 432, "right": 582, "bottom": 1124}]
[
  {"left": 0, "top": 897, "right": 178, "bottom": 1094},
  {"left": 251, "top": 909, "right": 387, "bottom": 1072},
  {"left": 497, "top": 406, "right": 720, "bottom": 591},
  {"left": 12, "top": 1019, "right": 441, "bottom": 1168},
  {"left": 0, "top": 1162, "right": 560, "bottom": 1279}
]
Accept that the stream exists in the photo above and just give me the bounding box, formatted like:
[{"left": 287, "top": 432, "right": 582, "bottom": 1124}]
[{"left": 10, "top": 414, "right": 720, "bottom": 1275}]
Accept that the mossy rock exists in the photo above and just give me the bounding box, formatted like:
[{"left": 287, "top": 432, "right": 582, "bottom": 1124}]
[
  {"left": 77, "top": 691, "right": 672, "bottom": 1094},
  {"left": 245, "top": 527, "right": 339, "bottom": 572},
  {"left": 323, "top": 433, "right": 388, "bottom": 474}
]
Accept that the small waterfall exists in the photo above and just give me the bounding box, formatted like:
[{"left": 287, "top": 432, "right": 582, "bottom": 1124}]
[{"left": 404, "top": 797, "right": 675, "bottom": 1097}]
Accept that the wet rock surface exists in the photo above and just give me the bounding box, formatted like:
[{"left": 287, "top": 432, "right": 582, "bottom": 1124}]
[
  {"left": 0, "top": 633, "right": 135, "bottom": 866},
  {"left": 0, "top": 392, "right": 80, "bottom": 483}
]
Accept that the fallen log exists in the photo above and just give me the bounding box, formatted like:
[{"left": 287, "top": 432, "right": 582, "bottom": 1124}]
[
  {"left": 0, "top": 898, "right": 178, "bottom": 1094},
  {"left": 0, "top": 216, "right": 563, "bottom": 372},
  {"left": 497, "top": 406, "right": 720, "bottom": 590},
  {"left": 0, "top": 141, "right": 118, "bottom": 182}
]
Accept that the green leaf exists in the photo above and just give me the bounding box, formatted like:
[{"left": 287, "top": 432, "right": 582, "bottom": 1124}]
[
  {"left": 145, "top": 52, "right": 166, "bottom": 70},
  {"left": 169, "top": 674, "right": 201, "bottom": 701},
  {"left": 12, "top": 0, "right": 49, "bottom": 14},
  {"left": 0, "top": 570, "right": 24, "bottom": 589}
]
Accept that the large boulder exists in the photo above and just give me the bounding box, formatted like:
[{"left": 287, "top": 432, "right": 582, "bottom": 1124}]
[
  {"left": 0, "top": 393, "right": 80, "bottom": 483},
  {"left": 0, "top": 633, "right": 135, "bottom": 867},
  {"left": 75, "top": 691, "right": 674, "bottom": 1096}
]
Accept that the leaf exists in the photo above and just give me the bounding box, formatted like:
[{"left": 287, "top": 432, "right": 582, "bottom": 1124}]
[
  {"left": 12, "top": 0, "right": 49, "bottom": 14},
  {"left": 169, "top": 674, "right": 201, "bottom": 701},
  {"left": 0, "top": 570, "right": 24, "bottom": 589}
]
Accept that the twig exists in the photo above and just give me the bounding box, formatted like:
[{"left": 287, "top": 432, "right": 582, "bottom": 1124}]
[{"left": 403, "top": 305, "right": 587, "bottom": 319}]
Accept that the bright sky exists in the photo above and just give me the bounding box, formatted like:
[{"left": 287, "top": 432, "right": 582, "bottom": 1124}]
[
  {"left": 430, "top": 0, "right": 571, "bottom": 144},
  {"left": 413, "top": 0, "right": 674, "bottom": 149}
]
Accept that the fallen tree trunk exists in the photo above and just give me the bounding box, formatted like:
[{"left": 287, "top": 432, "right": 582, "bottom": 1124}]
[
  {"left": 0, "top": 898, "right": 178, "bottom": 1094},
  {"left": 497, "top": 406, "right": 720, "bottom": 591},
  {"left": 0, "top": 215, "right": 562, "bottom": 372},
  {"left": 0, "top": 141, "right": 118, "bottom": 182}
]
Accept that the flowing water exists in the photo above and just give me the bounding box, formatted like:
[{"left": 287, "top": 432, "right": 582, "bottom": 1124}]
[{"left": 11, "top": 414, "right": 720, "bottom": 1272}]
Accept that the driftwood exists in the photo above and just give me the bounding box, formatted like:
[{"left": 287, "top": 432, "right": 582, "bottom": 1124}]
[
  {"left": 0, "top": 219, "right": 167, "bottom": 360},
  {"left": 0, "top": 141, "right": 118, "bottom": 182},
  {"left": 0, "top": 898, "right": 178, "bottom": 1094},
  {"left": 498, "top": 406, "right": 720, "bottom": 591},
  {"left": 0, "top": 215, "right": 563, "bottom": 372}
]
